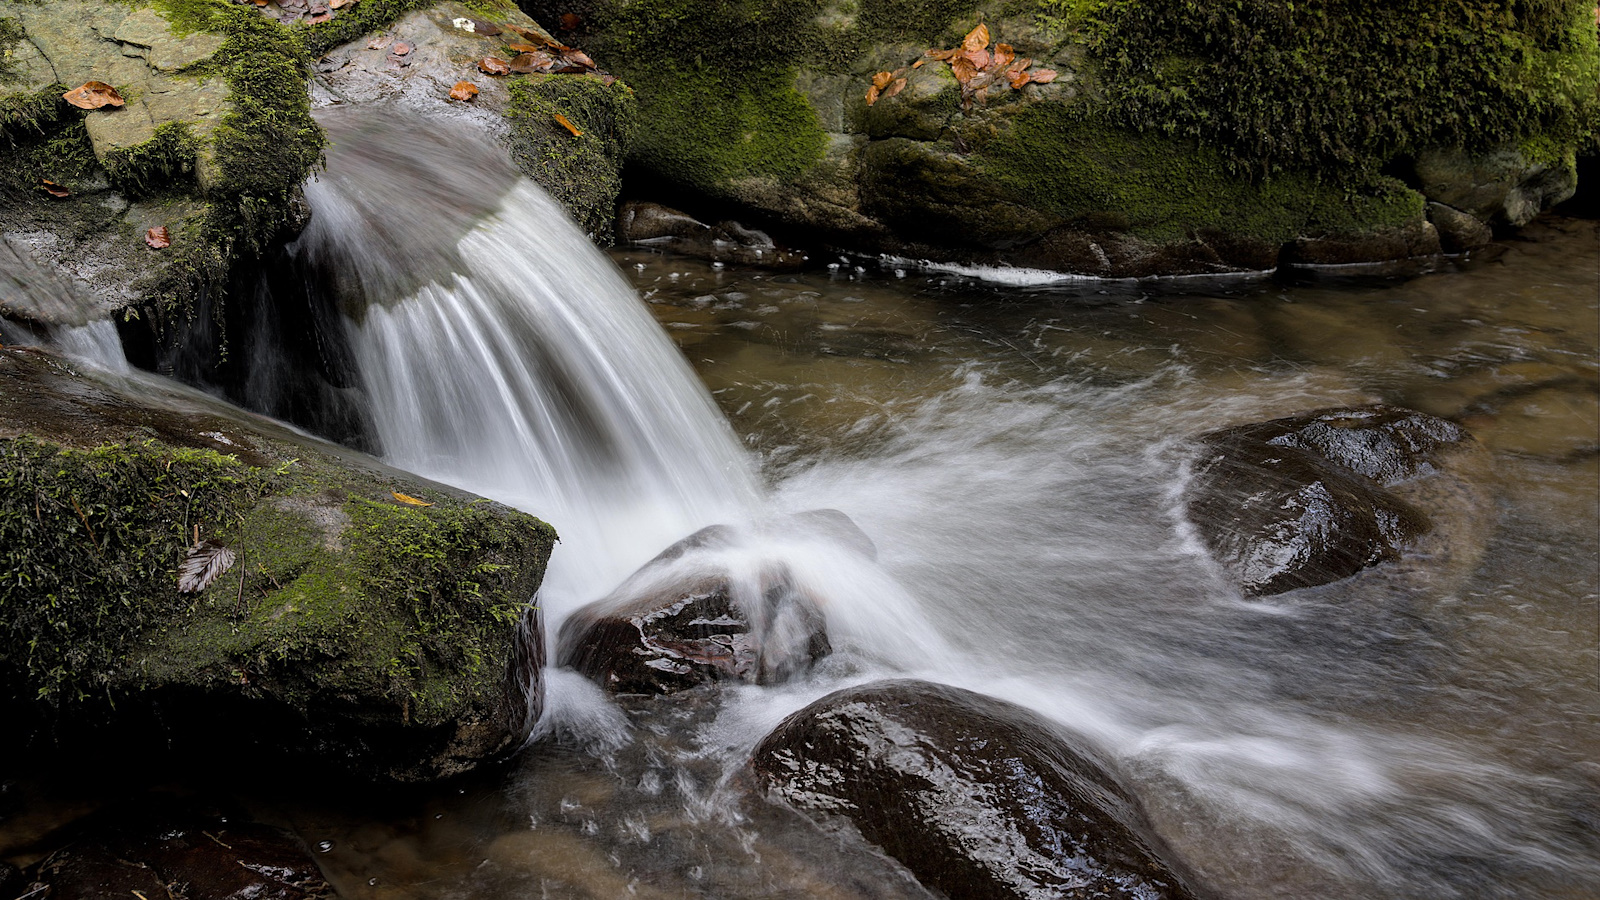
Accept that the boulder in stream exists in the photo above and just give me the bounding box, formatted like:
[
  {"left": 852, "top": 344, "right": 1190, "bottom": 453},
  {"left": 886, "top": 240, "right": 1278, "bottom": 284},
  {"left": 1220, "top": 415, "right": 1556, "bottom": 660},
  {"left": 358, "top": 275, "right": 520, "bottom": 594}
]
[
  {"left": 750, "top": 679, "right": 1202, "bottom": 900},
  {"left": 558, "top": 510, "right": 873, "bottom": 694},
  {"left": 0, "top": 346, "right": 555, "bottom": 781},
  {"left": 1185, "top": 405, "right": 1492, "bottom": 597}
]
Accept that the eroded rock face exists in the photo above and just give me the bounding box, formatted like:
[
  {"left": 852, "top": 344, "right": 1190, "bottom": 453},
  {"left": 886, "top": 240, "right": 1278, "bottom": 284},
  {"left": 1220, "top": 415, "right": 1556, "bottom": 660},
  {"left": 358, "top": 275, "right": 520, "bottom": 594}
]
[
  {"left": 751, "top": 679, "right": 1202, "bottom": 900},
  {"left": 558, "top": 510, "right": 874, "bottom": 694},
  {"left": 0, "top": 347, "right": 554, "bottom": 781},
  {"left": 16, "top": 799, "right": 333, "bottom": 900},
  {"left": 1186, "top": 405, "right": 1491, "bottom": 597},
  {"left": 617, "top": 201, "right": 807, "bottom": 267}
]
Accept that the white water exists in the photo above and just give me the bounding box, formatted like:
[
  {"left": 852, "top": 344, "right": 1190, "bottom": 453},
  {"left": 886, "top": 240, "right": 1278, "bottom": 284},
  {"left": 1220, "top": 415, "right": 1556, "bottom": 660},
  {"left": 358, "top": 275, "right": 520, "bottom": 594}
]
[{"left": 287, "top": 109, "right": 1598, "bottom": 900}]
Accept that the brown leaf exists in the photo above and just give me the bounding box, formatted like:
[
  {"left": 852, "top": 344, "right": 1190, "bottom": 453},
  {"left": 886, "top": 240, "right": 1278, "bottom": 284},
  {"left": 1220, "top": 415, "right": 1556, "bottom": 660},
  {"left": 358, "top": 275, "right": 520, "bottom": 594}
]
[
  {"left": 1008, "top": 69, "right": 1031, "bottom": 89},
  {"left": 1029, "top": 68, "right": 1059, "bottom": 84},
  {"left": 881, "top": 77, "right": 907, "bottom": 100},
  {"left": 62, "top": 81, "right": 125, "bottom": 110},
  {"left": 865, "top": 85, "right": 881, "bottom": 106},
  {"left": 1007, "top": 56, "right": 1032, "bottom": 74},
  {"left": 962, "top": 23, "right": 989, "bottom": 52},
  {"left": 390, "top": 41, "right": 413, "bottom": 56},
  {"left": 41, "top": 179, "right": 70, "bottom": 198},
  {"left": 507, "top": 41, "right": 543, "bottom": 52},
  {"left": 478, "top": 56, "right": 511, "bottom": 75},
  {"left": 552, "top": 63, "right": 588, "bottom": 73},
  {"left": 470, "top": 18, "right": 503, "bottom": 35},
  {"left": 950, "top": 56, "right": 978, "bottom": 84},
  {"left": 963, "top": 47, "right": 989, "bottom": 70},
  {"left": 504, "top": 23, "right": 562, "bottom": 48},
  {"left": 367, "top": 34, "right": 393, "bottom": 50},
  {"left": 330, "top": 0, "right": 357, "bottom": 8},
  {"left": 308, "top": 11, "right": 331, "bottom": 23},
  {"left": 560, "top": 48, "right": 595, "bottom": 68},
  {"left": 912, "top": 58, "right": 926, "bottom": 69},
  {"left": 925, "top": 47, "right": 959, "bottom": 61},
  {"left": 449, "top": 81, "right": 479, "bottom": 101},
  {"left": 559, "top": 12, "right": 582, "bottom": 30},
  {"left": 145, "top": 226, "right": 171, "bottom": 249},
  {"left": 178, "top": 539, "right": 236, "bottom": 593},
  {"left": 391, "top": 491, "right": 434, "bottom": 507},
  {"left": 871, "top": 71, "right": 894, "bottom": 90},
  {"left": 993, "top": 42, "right": 1015, "bottom": 69},
  {"left": 553, "top": 113, "right": 582, "bottom": 137}
]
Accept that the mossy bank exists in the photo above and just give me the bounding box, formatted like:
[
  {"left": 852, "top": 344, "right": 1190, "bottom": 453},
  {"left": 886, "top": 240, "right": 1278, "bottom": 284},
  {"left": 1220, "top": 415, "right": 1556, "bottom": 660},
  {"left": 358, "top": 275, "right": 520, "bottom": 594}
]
[
  {"left": 0, "top": 346, "right": 556, "bottom": 782},
  {"left": 528, "top": 0, "right": 1598, "bottom": 274}
]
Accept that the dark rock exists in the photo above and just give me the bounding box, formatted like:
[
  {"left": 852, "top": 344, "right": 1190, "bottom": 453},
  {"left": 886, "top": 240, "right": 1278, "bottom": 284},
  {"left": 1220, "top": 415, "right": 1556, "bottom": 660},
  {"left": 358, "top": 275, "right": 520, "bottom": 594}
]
[
  {"left": 1427, "top": 202, "right": 1494, "bottom": 253},
  {"left": 1280, "top": 218, "right": 1442, "bottom": 267},
  {"left": 21, "top": 799, "right": 333, "bottom": 900},
  {"left": 618, "top": 201, "right": 716, "bottom": 242},
  {"left": 1186, "top": 405, "right": 1488, "bottom": 597},
  {"left": 0, "top": 862, "right": 22, "bottom": 898},
  {"left": 616, "top": 201, "right": 807, "bottom": 267},
  {"left": 558, "top": 511, "right": 876, "bottom": 694},
  {"left": 750, "top": 679, "right": 1202, "bottom": 900},
  {"left": 0, "top": 346, "right": 555, "bottom": 781},
  {"left": 1415, "top": 145, "right": 1579, "bottom": 227}
]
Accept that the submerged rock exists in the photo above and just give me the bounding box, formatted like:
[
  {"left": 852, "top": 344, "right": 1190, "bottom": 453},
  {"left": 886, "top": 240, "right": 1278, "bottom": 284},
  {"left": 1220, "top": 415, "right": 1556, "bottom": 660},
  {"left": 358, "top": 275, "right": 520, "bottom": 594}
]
[
  {"left": 617, "top": 201, "right": 808, "bottom": 267},
  {"left": 558, "top": 510, "right": 872, "bottom": 694},
  {"left": 0, "top": 347, "right": 554, "bottom": 781},
  {"left": 1185, "top": 405, "right": 1492, "bottom": 597},
  {"left": 750, "top": 679, "right": 1202, "bottom": 900},
  {"left": 17, "top": 798, "right": 333, "bottom": 900}
]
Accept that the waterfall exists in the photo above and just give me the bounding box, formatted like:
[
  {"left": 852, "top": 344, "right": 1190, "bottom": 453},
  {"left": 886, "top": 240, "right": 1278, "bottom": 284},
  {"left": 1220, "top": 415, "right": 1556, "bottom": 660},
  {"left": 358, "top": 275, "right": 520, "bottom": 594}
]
[{"left": 298, "top": 106, "right": 762, "bottom": 611}]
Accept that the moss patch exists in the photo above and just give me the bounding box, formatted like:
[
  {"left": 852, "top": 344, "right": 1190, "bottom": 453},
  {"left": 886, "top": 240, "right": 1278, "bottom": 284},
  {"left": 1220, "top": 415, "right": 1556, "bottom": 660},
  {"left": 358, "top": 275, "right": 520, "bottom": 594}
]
[
  {"left": 103, "top": 120, "right": 201, "bottom": 196},
  {"left": 506, "top": 73, "right": 638, "bottom": 241}
]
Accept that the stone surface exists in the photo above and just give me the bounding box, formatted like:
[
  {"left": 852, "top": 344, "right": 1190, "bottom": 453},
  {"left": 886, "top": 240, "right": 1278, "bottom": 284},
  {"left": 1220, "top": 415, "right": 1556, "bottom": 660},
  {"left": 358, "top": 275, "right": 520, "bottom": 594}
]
[
  {"left": 558, "top": 511, "right": 874, "bottom": 694},
  {"left": 1427, "top": 201, "right": 1494, "bottom": 253},
  {"left": 616, "top": 201, "right": 807, "bottom": 267},
  {"left": 1415, "top": 145, "right": 1580, "bottom": 227},
  {"left": 751, "top": 679, "right": 1202, "bottom": 900},
  {"left": 0, "top": 346, "right": 555, "bottom": 781},
  {"left": 1185, "top": 405, "right": 1492, "bottom": 597}
]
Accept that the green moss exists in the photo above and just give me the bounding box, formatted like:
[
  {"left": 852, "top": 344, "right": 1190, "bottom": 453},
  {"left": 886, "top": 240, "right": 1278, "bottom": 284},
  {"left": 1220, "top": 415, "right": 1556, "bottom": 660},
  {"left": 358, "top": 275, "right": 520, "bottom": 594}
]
[
  {"left": 506, "top": 73, "right": 637, "bottom": 241},
  {"left": 978, "top": 111, "right": 1424, "bottom": 242},
  {"left": 103, "top": 121, "right": 200, "bottom": 196},
  {"left": 856, "top": 0, "right": 974, "bottom": 45},
  {"left": 1087, "top": 0, "right": 1600, "bottom": 176},
  {"left": 0, "top": 84, "right": 66, "bottom": 148},
  {"left": 300, "top": 0, "right": 433, "bottom": 57}
]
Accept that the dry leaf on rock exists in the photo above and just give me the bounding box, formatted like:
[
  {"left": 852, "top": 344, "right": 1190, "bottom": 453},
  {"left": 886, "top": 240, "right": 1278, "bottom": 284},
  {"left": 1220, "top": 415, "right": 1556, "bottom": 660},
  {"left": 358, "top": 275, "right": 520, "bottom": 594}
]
[
  {"left": 962, "top": 23, "right": 990, "bottom": 52},
  {"left": 554, "top": 113, "right": 582, "bottom": 136},
  {"left": 178, "top": 539, "right": 236, "bottom": 593},
  {"left": 40, "top": 179, "right": 69, "bottom": 198},
  {"left": 145, "top": 226, "right": 171, "bottom": 249},
  {"left": 391, "top": 491, "right": 434, "bottom": 507},
  {"left": 1029, "top": 69, "right": 1059, "bottom": 84},
  {"left": 449, "top": 81, "right": 479, "bottom": 101},
  {"left": 62, "top": 81, "right": 124, "bottom": 110},
  {"left": 478, "top": 56, "right": 511, "bottom": 75}
]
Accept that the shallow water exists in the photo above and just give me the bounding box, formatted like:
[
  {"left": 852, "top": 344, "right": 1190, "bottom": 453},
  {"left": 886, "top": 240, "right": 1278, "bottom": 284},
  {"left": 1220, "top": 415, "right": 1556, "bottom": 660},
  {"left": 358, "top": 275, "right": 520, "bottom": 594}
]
[
  {"left": 13, "top": 150, "right": 1597, "bottom": 898},
  {"left": 273, "top": 218, "right": 1599, "bottom": 900}
]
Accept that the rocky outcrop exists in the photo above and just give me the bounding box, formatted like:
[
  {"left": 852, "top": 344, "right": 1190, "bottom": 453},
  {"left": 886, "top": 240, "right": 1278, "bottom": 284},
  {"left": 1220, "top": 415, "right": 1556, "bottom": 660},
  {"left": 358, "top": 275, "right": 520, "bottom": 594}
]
[
  {"left": 751, "top": 679, "right": 1203, "bottom": 900},
  {"left": 558, "top": 510, "right": 873, "bottom": 694},
  {"left": 1185, "top": 405, "right": 1493, "bottom": 597},
  {"left": 0, "top": 346, "right": 555, "bottom": 781},
  {"left": 617, "top": 200, "right": 807, "bottom": 267}
]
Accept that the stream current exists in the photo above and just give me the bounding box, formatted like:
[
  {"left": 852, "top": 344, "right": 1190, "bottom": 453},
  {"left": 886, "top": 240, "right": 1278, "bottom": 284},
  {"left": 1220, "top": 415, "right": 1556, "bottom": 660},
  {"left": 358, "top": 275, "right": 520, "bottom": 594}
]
[{"left": 23, "top": 108, "right": 1600, "bottom": 899}]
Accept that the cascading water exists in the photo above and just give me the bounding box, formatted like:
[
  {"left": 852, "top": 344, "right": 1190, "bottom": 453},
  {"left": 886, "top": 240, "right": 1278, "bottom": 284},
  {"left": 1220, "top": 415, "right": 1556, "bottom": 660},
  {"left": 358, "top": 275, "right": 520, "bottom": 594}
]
[{"left": 256, "top": 105, "right": 1596, "bottom": 900}]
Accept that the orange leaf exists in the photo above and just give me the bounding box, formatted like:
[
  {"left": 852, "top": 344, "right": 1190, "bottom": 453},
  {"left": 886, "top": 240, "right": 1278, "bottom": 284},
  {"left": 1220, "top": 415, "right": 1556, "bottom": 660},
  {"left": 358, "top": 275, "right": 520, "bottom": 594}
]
[
  {"left": 145, "top": 226, "right": 171, "bottom": 249},
  {"left": 962, "top": 23, "right": 989, "bottom": 52},
  {"left": 1030, "top": 68, "right": 1059, "bottom": 84},
  {"left": 478, "top": 56, "right": 511, "bottom": 75},
  {"left": 41, "top": 179, "right": 70, "bottom": 198},
  {"left": 559, "top": 12, "right": 582, "bottom": 30},
  {"left": 1008, "top": 70, "right": 1031, "bottom": 89},
  {"left": 1007, "top": 56, "right": 1033, "bottom": 73},
  {"left": 950, "top": 56, "right": 978, "bottom": 84},
  {"left": 504, "top": 23, "right": 562, "bottom": 48},
  {"left": 507, "top": 41, "right": 543, "bottom": 52},
  {"left": 925, "top": 47, "right": 959, "bottom": 61},
  {"left": 872, "top": 71, "right": 894, "bottom": 90},
  {"left": 390, "top": 41, "right": 413, "bottom": 56},
  {"left": 912, "top": 59, "right": 926, "bottom": 69},
  {"left": 865, "top": 85, "right": 882, "bottom": 105},
  {"left": 391, "top": 491, "right": 434, "bottom": 507},
  {"left": 993, "top": 42, "right": 1015, "bottom": 69},
  {"left": 449, "top": 81, "right": 479, "bottom": 101},
  {"left": 554, "top": 113, "right": 582, "bottom": 136},
  {"left": 882, "top": 77, "right": 908, "bottom": 100},
  {"left": 963, "top": 47, "right": 989, "bottom": 70},
  {"left": 560, "top": 47, "right": 596, "bottom": 68},
  {"left": 62, "top": 81, "right": 125, "bottom": 110},
  {"left": 508, "top": 52, "right": 552, "bottom": 73}
]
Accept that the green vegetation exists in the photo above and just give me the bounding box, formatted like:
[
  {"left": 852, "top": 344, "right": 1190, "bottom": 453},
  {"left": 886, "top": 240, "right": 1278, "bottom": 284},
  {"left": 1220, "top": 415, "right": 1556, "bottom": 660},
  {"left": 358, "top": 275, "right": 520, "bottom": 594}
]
[
  {"left": 103, "top": 120, "right": 200, "bottom": 195},
  {"left": 507, "top": 73, "right": 638, "bottom": 240},
  {"left": 1085, "top": 0, "right": 1600, "bottom": 175}
]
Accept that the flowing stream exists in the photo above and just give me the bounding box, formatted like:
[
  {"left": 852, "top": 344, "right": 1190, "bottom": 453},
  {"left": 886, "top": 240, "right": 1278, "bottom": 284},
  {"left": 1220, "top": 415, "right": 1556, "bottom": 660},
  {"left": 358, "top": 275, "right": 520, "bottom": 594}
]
[{"left": 34, "top": 107, "right": 1600, "bottom": 899}]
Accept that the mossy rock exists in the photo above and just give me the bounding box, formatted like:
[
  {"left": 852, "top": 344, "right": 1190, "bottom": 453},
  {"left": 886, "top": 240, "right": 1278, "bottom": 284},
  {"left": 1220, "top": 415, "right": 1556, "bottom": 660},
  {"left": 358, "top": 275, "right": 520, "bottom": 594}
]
[
  {"left": 546, "top": 0, "right": 1594, "bottom": 274},
  {"left": 0, "top": 346, "right": 556, "bottom": 782}
]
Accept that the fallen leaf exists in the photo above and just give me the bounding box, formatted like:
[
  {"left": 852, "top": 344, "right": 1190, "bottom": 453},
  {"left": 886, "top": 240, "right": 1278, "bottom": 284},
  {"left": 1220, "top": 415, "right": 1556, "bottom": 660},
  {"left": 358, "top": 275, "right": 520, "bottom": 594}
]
[
  {"left": 1029, "top": 68, "right": 1059, "bottom": 84},
  {"left": 560, "top": 48, "right": 595, "bottom": 68},
  {"left": 471, "top": 18, "right": 503, "bottom": 35},
  {"left": 993, "top": 42, "right": 1015, "bottom": 69},
  {"left": 872, "top": 71, "right": 894, "bottom": 90},
  {"left": 449, "top": 81, "right": 479, "bottom": 101},
  {"left": 508, "top": 51, "right": 553, "bottom": 73},
  {"left": 41, "top": 179, "right": 69, "bottom": 198},
  {"left": 963, "top": 46, "right": 989, "bottom": 70},
  {"left": 308, "top": 11, "right": 331, "bottom": 23},
  {"left": 950, "top": 56, "right": 978, "bottom": 84},
  {"left": 1008, "top": 69, "right": 1031, "bottom": 89},
  {"left": 367, "top": 34, "right": 393, "bottom": 50},
  {"left": 507, "top": 41, "right": 543, "bottom": 52},
  {"left": 62, "top": 81, "right": 125, "bottom": 110},
  {"left": 145, "top": 226, "right": 171, "bottom": 249},
  {"left": 882, "top": 77, "right": 907, "bottom": 100},
  {"left": 330, "top": 0, "right": 357, "bottom": 8},
  {"left": 178, "top": 539, "right": 236, "bottom": 593},
  {"left": 390, "top": 41, "right": 412, "bottom": 56},
  {"left": 925, "top": 47, "right": 959, "bottom": 61},
  {"left": 962, "top": 23, "right": 990, "bottom": 52},
  {"left": 504, "top": 23, "right": 561, "bottom": 48},
  {"left": 553, "top": 112, "right": 582, "bottom": 136},
  {"left": 391, "top": 491, "right": 434, "bottom": 507},
  {"left": 552, "top": 62, "right": 588, "bottom": 73},
  {"left": 912, "top": 59, "right": 926, "bottom": 69},
  {"left": 478, "top": 56, "right": 511, "bottom": 75},
  {"left": 560, "top": 12, "right": 582, "bottom": 30},
  {"left": 865, "top": 85, "right": 881, "bottom": 105}
]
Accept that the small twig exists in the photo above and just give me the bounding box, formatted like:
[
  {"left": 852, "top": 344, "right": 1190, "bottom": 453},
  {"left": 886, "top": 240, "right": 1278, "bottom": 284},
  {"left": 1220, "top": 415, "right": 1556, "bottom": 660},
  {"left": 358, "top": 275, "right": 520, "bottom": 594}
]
[
  {"left": 203, "top": 830, "right": 233, "bottom": 849},
  {"left": 68, "top": 495, "right": 104, "bottom": 558}
]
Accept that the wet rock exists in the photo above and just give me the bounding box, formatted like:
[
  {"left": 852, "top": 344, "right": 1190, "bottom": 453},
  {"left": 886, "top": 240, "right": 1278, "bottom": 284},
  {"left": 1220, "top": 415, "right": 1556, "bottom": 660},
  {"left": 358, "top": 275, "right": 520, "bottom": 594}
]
[
  {"left": 20, "top": 799, "right": 333, "bottom": 900},
  {"left": 750, "top": 679, "right": 1202, "bottom": 900},
  {"left": 1280, "top": 218, "right": 1442, "bottom": 267},
  {"left": 1186, "top": 405, "right": 1491, "bottom": 597},
  {"left": 1427, "top": 201, "right": 1494, "bottom": 253},
  {"left": 1415, "top": 145, "right": 1579, "bottom": 227},
  {"left": 0, "top": 347, "right": 554, "bottom": 781},
  {"left": 617, "top": 201, "right": 808, "bottom": 267},
  {"left": 558, "top": 511, "right": 873, "bottom": 694}
]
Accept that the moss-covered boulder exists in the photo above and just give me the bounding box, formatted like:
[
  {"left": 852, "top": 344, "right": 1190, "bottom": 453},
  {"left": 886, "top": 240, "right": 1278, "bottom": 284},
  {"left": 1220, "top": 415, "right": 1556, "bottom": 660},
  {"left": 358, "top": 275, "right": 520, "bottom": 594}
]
[
  {"left": 0, "top": 0, "right": 321, "bottom": 325},
  {"left": 536, "top": 0, "right": 1597, "bottom": 275},
  {"left": 0, "top": 346, "right": 556, "bottom": 782}
]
